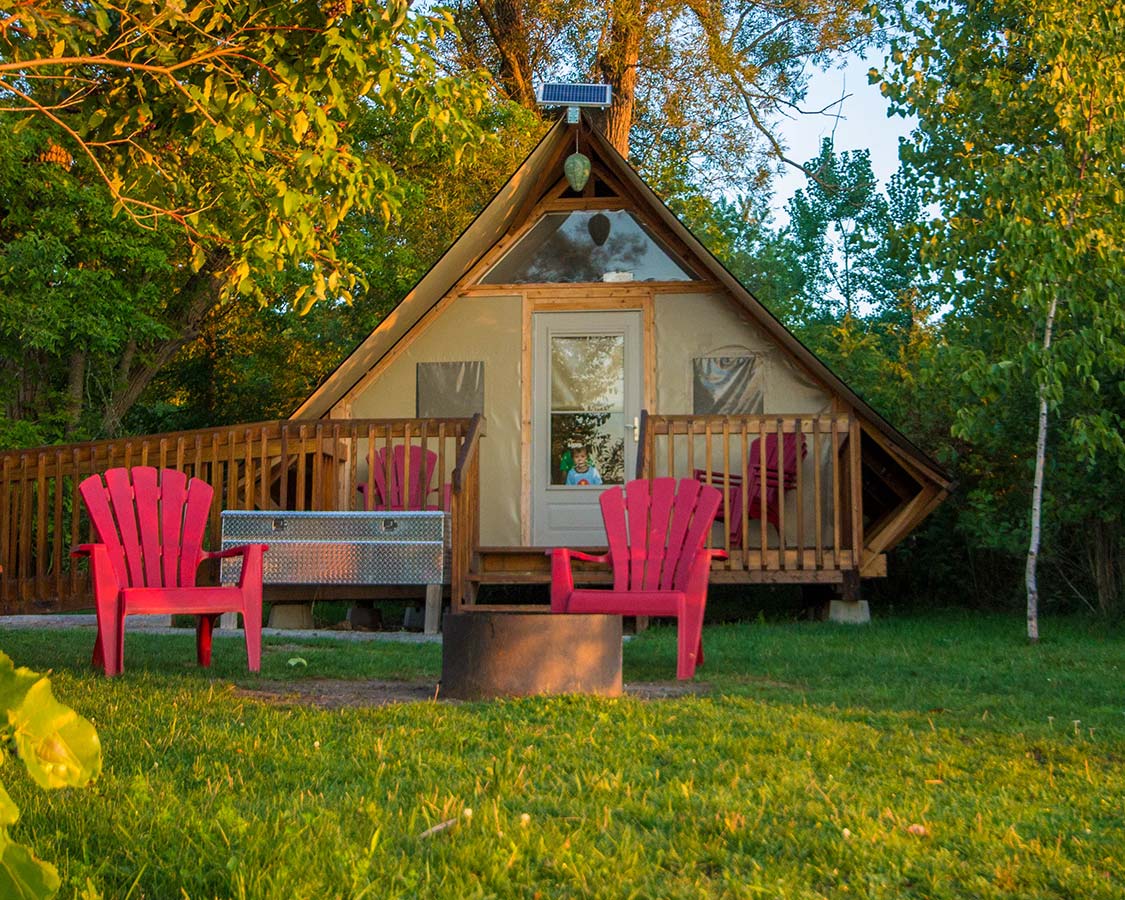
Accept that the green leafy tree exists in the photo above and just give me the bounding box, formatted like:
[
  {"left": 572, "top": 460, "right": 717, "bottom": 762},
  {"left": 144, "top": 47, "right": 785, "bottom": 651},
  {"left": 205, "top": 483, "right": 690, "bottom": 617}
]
[
  {"left": 0, "top": 651, "right": 101, "bottom": 899},
  {"left": 787, "top": 140, "right": 888, "bottom": 320},
  {"left": 1, "top": 1, "right": 497, "bottom": 440},
  {"left": 878, "top": 0, "right": 1125, "bottom": 631},
  {"left": 443, "top": 0, "right": 874, "bottom": 192},
  {"left": 1, "top": 0, "right": 489, "bottom": 305},
  {"left": 0, "top": 122, "right": 177, "bottom": 444}
]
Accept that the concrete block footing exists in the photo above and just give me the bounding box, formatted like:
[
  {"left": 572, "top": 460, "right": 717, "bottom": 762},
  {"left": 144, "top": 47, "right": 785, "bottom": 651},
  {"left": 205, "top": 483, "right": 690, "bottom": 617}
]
[
  {"left": 828, "top": 599, "right": 871, "bottom": 624},
  {"left": 218, "top": 612, "right": 240, "bottom": 631},
  {"left": 129, "top": 614, "right": 173, "bottom": 628},
  {"left": 268, "top": 603, "right": 314, "bottom": 630}
]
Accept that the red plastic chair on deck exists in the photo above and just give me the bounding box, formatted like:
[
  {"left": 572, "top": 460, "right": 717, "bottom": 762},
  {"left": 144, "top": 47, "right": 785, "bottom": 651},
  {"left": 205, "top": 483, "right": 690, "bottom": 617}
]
[
  {"left": 695, "top": 432, "right": 808, "bottom": 546},
  {"left": 549, "top": 478, "right": 725, "bottom": 680},
  {"left": 358, "top": 445, "right": 450, "bottom": 511},
  {"left": 73, "top": 467, "right": 267, "bottom": 677}
]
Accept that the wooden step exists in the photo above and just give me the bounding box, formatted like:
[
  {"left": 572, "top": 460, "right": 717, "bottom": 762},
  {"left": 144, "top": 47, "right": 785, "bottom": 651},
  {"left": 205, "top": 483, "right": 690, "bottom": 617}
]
[
  {"left": 457, "top": 603, "right": 551, "bottom": 613},
  {"left": 475, "top": 546, "right": 612, "bottom": 585},
  {"left": 467, "top": 572, "right": 551, "bottom": 584},
  {"left": 466, "top": 570, "right": 613, "bottom": 585},
  {"left": 477, "top": 545, "right": 606, "bottom": 571}
]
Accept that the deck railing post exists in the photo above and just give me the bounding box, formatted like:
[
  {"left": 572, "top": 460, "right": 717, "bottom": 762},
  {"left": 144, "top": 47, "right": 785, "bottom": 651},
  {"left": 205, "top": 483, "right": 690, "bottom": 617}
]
[
  {"left": 634, "top": 409, "right": 649, "bottom": 479},
  {"left": 849, "top": 416, "right": 863, "bottom": 570}
]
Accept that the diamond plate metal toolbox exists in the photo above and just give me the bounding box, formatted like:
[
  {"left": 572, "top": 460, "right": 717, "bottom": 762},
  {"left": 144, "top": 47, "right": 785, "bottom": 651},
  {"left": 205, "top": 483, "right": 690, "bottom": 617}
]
[{"left": 220, "top": 510, "right": 447, "bottom": 585}]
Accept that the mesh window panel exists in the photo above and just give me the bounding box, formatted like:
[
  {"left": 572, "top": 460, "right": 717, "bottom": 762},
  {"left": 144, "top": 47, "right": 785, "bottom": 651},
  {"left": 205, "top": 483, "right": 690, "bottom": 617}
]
[
  {"left": 416, "top": 362, "right": 484, "bottom": 418},
  {"left": 692, "top": 356, "right": 765, "bottom": 415}
]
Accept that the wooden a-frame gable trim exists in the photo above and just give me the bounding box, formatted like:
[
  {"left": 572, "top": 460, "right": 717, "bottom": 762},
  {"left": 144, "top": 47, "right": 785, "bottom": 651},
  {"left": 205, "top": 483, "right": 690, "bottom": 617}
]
[
  {"left": 859, "top": 419, "right": 950, "bottom": 497},
  {"left": 295, "top": 112, "right": 951, "bottom": 500}
]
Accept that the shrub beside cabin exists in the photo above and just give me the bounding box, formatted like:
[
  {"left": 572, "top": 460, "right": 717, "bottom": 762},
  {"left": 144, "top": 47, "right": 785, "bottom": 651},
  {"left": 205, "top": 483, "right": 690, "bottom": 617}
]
[{"left": 0, "top": 116, "right": 950, "bottom": 618}]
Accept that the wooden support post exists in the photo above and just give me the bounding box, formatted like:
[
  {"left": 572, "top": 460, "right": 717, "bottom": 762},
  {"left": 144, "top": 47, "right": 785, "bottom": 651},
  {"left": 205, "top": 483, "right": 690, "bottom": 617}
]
[
  {"left": 829, "top": 570, "right": 870, "bottom": 624},
  {"left": 849, "top": 418, "right": 863, "bottom": 564},
  {"left": 424, "top": 583, "right": 443, "bottom": 635}
]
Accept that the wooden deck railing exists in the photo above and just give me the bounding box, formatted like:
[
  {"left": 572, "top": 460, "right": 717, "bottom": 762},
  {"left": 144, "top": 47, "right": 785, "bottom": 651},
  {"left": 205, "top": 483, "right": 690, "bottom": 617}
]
[
  {"left": 0, "top": 417, "right": 482, "bottom": 613},
  {"left": 637, "top": 412, "right": 862, "bottom": 581},
  {"left": 449, "top": 414, "right": 483, "bottom": 613}
]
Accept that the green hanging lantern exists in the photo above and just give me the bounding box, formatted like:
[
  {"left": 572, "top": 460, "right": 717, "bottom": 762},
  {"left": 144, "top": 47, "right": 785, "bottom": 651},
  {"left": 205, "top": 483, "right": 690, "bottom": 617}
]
[{"left": 564, "top": 152, "right": 591, "bottom": 192}]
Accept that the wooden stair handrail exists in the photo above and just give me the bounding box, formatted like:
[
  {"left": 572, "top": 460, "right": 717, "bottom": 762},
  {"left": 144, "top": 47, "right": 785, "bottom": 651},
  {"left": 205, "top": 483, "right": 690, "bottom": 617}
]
[
  {"left": 450, "top": 414, "right": 485, "bottom": 495},
  {"left": 449, "top": 413, "right": 485, "bottom": 614},
  {"left": 634, "top": 409, "right": 650, "bottom": 479}
]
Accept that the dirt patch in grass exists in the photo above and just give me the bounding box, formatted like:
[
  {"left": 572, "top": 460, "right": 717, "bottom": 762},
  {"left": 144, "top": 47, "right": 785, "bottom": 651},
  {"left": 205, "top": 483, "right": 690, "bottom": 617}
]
[
  {"left": 235, "top": 678, "right": 711, "bottom": 709},
  {"left": 625, "top": 681, "right": 712, "bottom": 700},
  {"left": 237, "top": 679, "right": 439, "bottom": 709}
]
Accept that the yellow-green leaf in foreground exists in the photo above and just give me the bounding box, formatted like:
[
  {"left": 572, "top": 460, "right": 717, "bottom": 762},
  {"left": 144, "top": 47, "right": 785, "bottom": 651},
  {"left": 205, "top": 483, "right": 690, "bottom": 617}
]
[
  {"left": 0, "top": 829, "right": 61, "bottom": 900},
  {"left": 0, "top": 785, "right": 18, "bottom": 827},
  {"left": 0, "top": 654, "right": 37, "bottom": 715},
  {"left": 10, "top": 678, "right": 102, "bottom": 791}
]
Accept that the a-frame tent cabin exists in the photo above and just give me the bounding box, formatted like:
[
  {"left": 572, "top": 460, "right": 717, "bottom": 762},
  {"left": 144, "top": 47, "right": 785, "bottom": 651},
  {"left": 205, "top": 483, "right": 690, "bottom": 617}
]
[
  {"left": 293, "top": 114, "right": 951, "bottom": 604},
  {"left": 0, "top": 116, "right": 952, "bottom": 619}
]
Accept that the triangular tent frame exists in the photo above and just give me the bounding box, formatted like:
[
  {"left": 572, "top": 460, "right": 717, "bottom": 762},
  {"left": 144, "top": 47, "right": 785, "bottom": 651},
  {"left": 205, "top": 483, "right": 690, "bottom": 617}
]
[{"left": 295, "top": 114, "right": 950, "bottom": 562}]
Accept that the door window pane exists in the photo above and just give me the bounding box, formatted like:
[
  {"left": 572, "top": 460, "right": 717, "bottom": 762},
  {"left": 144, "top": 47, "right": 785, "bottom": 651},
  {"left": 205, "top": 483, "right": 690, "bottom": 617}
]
[
  {"left": 550, "top": 336, "right": 623, "bottom": 411},
  {"left": 550, "top": 334, "right": 625, "bottom": 485},
  {"left": 551, "top": 413, "right": 625, "bottom": 486}
]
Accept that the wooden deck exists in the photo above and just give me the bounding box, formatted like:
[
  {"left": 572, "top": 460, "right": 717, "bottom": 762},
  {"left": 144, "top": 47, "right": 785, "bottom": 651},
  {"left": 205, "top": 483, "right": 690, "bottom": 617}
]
[
  {"left": 469, "top": 547, "right": 860, "bottom": 588},
  {"left": 0, "top": 409, "right": 942, "bottom": 616}
]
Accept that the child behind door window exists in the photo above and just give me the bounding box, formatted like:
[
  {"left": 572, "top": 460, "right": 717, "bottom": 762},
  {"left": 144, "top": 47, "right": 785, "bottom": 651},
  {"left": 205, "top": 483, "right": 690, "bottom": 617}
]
[{"left": 565, "top": 444, "right": 602, "bottom": 486}]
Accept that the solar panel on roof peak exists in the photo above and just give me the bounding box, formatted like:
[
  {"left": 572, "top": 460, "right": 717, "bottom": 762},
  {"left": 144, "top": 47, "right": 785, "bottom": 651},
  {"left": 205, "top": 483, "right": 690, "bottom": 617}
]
[{"left": 536, "top": 83, "right": 612, "bottom": 108}]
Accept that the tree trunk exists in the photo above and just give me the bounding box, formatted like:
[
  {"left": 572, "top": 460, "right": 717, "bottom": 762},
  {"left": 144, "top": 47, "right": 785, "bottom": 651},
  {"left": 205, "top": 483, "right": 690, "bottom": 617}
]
[
  {"left": 7, "top": 352, "right": 46, "bottom": 421},
  {"left": 593, "top": 0, "right": 644, "bottom": 155},
  {"left": 63, "top": 348, "right": 87, "bottom": 439},
  {"left": 1091, "top": 519, "right": 1120, "bottom": 616},
  {"left": 1, "top": 359, "right": 25, "bottom": 421},
  {"left": 472, "top": 0, "right": 536, "bottom": 108},
  {"left": 1026, "top": 293, "right": 1058, "bottom": 642},
  {"left": 100, "top": 256, "right": 227, "bottom": 435}
]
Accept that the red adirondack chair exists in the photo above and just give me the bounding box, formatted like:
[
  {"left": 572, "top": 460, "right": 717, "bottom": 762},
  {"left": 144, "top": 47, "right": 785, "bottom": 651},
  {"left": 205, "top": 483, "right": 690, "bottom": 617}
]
[
  {"left": 72, "top": 467, "right": 267, "bottom": 677},
  {"left": 695, "top": 432, "right": 808, "bottom": 546},
  {"left": 357, "top": 445, "right": 450, "bottom": 511},
  {"left": 549, "top": 478, "right": 725, "bottom": 680}
]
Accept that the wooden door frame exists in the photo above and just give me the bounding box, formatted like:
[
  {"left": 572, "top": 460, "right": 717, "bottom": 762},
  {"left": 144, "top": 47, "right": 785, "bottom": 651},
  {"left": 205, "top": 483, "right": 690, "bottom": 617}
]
[{"left": 520, "top": 289, "right": 655, "bottom": 544}]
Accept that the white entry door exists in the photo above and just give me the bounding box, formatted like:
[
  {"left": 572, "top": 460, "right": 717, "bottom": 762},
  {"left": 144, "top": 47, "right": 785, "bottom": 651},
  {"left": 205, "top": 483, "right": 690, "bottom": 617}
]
[{"left": 531, "top": 311, "right": 643, "bottom": 546}]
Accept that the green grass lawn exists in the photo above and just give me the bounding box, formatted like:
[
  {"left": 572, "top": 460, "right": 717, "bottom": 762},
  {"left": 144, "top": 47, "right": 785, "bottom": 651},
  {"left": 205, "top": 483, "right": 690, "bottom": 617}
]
[{"left": 3, "top": 611, "right": 1123, "bottom": 899}]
